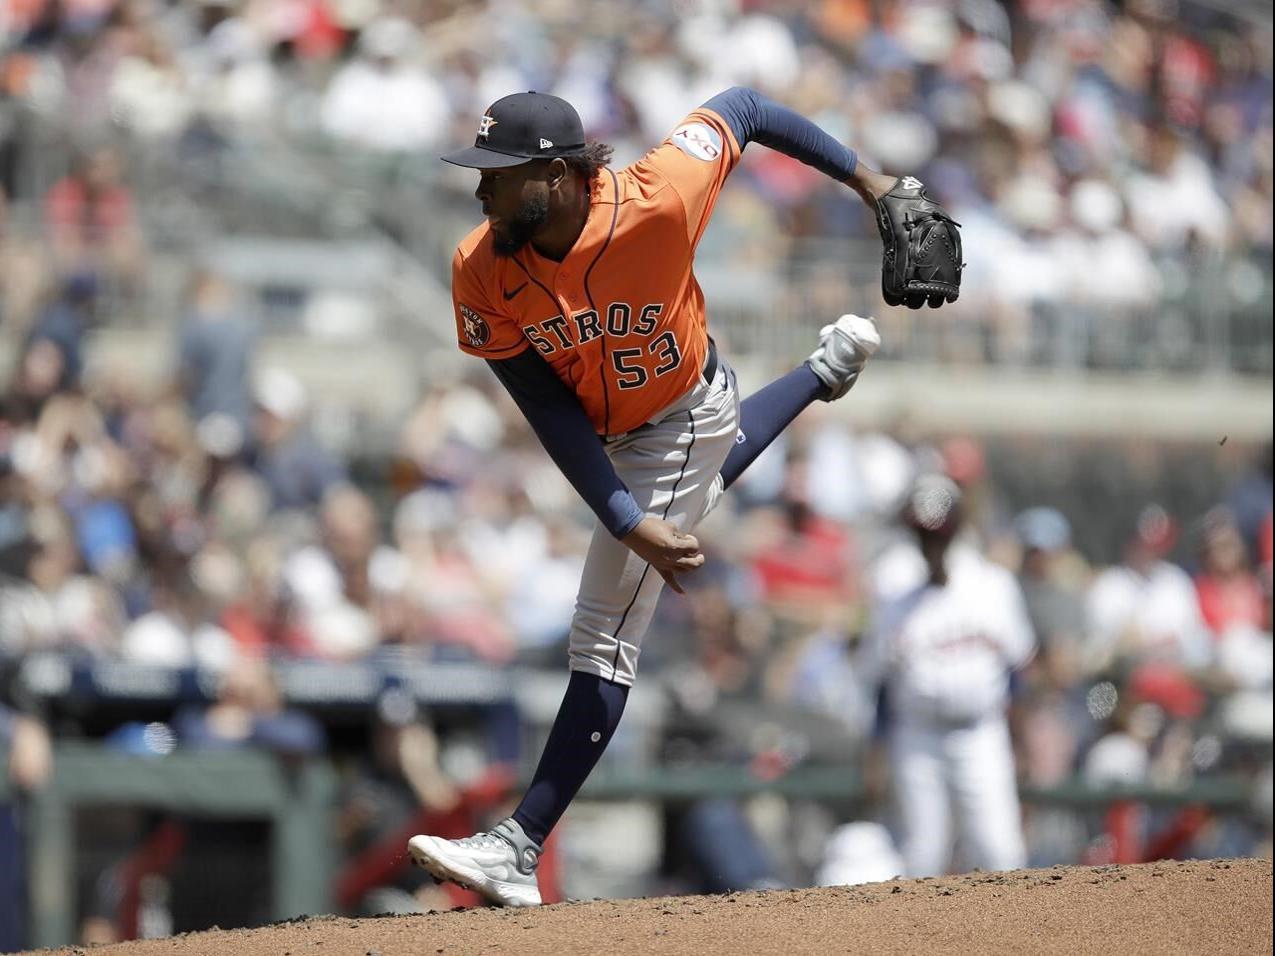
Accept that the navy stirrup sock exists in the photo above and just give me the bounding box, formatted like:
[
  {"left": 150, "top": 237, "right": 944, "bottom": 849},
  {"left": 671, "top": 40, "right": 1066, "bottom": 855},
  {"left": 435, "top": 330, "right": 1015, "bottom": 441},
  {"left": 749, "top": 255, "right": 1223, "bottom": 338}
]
[
  {"left": 720, "top": 364, "right": 824, "bottom": 490},
  {"left": 512, "top": 671, "right": 629, "bottom": 846}
]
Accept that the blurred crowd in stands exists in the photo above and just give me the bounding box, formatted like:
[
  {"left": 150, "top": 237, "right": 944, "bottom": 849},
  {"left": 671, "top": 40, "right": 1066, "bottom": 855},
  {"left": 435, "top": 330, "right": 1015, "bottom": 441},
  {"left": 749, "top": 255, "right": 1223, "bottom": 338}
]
[
  {"left": 2, "top": 274, "right": 1271, "bottom": 827},
  {"left": 0, "top": 0, "right": 1271, "bottom": 350},
  {"left": 0, "top": 0, "right": 1272, "bottom": 942}
]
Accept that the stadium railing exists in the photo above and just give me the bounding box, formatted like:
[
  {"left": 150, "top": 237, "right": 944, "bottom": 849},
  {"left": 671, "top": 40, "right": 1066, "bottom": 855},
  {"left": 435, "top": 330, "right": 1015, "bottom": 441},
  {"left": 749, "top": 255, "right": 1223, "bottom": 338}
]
[{"left": 1, "top": 741, "right": 1264, "bottom": 948}]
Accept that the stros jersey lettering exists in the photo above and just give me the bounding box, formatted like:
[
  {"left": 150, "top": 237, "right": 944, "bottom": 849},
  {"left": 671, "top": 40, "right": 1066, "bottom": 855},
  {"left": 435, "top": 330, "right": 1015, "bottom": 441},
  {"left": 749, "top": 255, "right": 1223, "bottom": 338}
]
[{"left": 451, "top": 108, "right": 740, "bottom": 437}]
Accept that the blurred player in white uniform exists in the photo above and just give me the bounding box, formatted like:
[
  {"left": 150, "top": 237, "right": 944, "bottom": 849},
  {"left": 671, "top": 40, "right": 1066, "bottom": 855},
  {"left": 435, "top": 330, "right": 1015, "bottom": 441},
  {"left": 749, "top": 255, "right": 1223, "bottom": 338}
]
[{"left": 859, "top": 474, "right": 1035, "bottom": 877}]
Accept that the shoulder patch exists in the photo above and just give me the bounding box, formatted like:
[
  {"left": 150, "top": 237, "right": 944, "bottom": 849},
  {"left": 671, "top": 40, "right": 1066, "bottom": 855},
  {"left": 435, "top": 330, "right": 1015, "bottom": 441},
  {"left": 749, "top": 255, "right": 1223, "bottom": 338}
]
[
  {"left": 459, "top": 304, "right": 491, "bottom": 347},
  {"left": 670, "top": 122, "right": 723, "bottom": 162}
]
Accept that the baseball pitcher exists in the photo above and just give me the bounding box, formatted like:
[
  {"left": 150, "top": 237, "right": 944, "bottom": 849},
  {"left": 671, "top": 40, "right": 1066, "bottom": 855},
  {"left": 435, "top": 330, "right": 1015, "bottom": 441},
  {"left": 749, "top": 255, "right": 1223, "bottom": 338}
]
[{"left": 408, "top": 87, "right": 963, "bottom": 905}]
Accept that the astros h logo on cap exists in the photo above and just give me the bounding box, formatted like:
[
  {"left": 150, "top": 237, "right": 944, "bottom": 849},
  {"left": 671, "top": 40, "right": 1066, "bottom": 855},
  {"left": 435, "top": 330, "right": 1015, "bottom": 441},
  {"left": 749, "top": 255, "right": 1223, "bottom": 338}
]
[{"left": 442, "top": 92, "right": 587, "bottom": 169}]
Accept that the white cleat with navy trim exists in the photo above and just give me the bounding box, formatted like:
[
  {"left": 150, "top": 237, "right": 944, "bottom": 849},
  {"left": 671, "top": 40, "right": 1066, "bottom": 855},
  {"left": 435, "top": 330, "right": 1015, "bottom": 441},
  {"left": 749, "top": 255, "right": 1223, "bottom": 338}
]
[
  {"left": 408, "top": 817, "right": 543, "bottom": 907},
  {"left": 806, "top": 313, "right": 882, "bottom": 402}
]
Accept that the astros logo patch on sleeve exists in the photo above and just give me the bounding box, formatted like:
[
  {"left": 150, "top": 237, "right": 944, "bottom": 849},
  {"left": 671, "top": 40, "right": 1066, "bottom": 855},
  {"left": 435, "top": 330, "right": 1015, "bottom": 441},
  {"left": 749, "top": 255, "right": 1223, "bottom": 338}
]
[
  {"left": 460, "top": 304, "right": 491, "bottom": 346},
  {"left": 671, "top": 122, "right": 722, "bottom": 161}
]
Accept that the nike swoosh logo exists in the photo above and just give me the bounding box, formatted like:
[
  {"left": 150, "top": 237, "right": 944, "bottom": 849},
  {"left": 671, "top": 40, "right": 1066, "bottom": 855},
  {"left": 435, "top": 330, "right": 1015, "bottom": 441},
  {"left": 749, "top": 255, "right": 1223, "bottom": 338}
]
[{"left": 503, "top": 283, "right": 528, "bottom": 301}]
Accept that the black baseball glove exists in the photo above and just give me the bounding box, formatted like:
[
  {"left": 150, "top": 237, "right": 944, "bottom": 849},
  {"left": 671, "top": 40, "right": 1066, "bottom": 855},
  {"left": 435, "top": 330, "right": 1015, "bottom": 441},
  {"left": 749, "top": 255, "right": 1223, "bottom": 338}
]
[{"left": 875, "top": 176, "right": 963, "bottom": 309}]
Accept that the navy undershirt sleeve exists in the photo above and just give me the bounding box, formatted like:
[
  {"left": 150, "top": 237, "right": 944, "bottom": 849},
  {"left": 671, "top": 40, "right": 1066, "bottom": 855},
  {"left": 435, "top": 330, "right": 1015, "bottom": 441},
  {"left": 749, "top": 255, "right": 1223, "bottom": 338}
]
[
  {"left": 702, "top": 86, "right": 858, "bottom": 181},
  {"left": 487, "top": 350, "right": 645, "bottom": 539}
]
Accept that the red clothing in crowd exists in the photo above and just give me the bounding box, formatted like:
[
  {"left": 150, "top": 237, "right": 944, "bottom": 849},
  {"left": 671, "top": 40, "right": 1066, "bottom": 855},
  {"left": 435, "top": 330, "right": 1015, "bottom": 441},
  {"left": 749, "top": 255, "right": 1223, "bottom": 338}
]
[
  {"left": 1195, "top": 573, "right": 1264, "bottom": 636},
  {"left": 752, "top": 512, "right": 856, "bottom": 605},
  {"left": 44, "top": 176, "right": 136, "bottom": 246}
]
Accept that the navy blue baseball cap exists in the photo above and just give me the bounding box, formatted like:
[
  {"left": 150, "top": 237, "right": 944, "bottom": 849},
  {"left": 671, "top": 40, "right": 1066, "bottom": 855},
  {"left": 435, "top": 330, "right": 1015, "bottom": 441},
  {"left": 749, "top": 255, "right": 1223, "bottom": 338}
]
[{"left": 441, "top": 92, "right": 587, "bottom": 168}]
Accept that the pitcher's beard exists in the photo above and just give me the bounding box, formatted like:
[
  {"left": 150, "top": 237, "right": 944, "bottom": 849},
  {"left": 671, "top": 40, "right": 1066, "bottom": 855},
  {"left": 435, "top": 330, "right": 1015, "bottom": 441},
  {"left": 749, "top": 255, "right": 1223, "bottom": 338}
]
[{"left": 492, "top": 193, "right": 550, "bottom": 257}]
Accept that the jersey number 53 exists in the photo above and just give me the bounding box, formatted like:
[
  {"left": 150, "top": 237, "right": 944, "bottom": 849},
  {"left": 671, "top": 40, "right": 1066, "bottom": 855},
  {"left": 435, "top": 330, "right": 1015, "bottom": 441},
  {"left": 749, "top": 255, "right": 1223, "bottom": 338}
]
[{"left": 611, "top": 331, "right": 681, "bottom": 389}]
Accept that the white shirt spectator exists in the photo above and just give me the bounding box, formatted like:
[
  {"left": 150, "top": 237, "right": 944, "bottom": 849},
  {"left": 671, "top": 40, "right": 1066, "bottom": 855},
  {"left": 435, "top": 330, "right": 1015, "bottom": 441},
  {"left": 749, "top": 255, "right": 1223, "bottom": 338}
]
[
  {"left": 1216, "top": 622, "right": 1273, "bottom": 741},
  {"left": 803, "top": 425, "right": 915, "bottom": 523},
  {"left": 680, "top": 12, "right": 800, "bottom": 94},
  {"left": 1085, "top": 562, "right": 1212, "bottom": 670},
  {"left": 321, "top": 61, "right": 450, "bottom": 152},
  {"left": 1126, "top": 149, "right": 1231, "bottom": 251},
  {"left": 282, "top": 544, "right": 399, "bottom": 659},
  {"left": 109, "top": 50, "right": 192, "bottom": 141},
  {"left": 0, "top": 581, "right": 56, "bottom": 656},
  {"left": 190, "top": 18, "right": 278, "bottom": 128},
  {"left": 321, "top": 19, "right": 449, "bottom": 153},
  {"left": 1083, "top": 731, "right": 1150, "bottom": 785},
  {"left": 120, "top": 612, "right": 237, "bottom": 671},
  {"left": 506, "top": 546, "right": 585, "bottom": 651},
  {"left": 1217, "top": 622, "right": 1273, "bottom": 691}
]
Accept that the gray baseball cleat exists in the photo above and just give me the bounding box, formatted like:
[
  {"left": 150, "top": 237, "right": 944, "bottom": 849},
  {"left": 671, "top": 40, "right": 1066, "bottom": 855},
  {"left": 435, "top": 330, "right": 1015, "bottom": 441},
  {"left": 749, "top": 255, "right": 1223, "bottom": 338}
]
[
  {"left": 408, "top": 817, "right": 543, "bottom": 907},
  {"left": 805, "top": 313, "right": 882, "bottom": 402}
]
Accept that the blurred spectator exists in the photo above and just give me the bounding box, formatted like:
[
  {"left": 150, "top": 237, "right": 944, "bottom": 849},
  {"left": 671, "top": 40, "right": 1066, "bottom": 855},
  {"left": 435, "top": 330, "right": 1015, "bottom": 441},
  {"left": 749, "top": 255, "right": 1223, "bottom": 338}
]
[
  {"left": 1195, "top": 507, "right": 1265, "bottom": 638},
  {"left": 26, "top": 272, "right": 97, "bottom": 390},
  {"left": 1013, "top": 507, "right": 1091, "bottom": 791},
  {"left": 940, "top": 435, "right": 1011, "bottom": 545},
  {"left": 165, "top": 657, "right": 325, "bottom": 935},
  {"left": 175, "top": 271, "right": 255, "bottom": 436},
  {"left": 1225, "top": 443, "right": 1273, "bottom": 562},
  {"left": 391, "top": 487, "right": 516, "bottom": 663},
  {"left": 1213, "top": 568, "right": 1272, "bottom": 728},
  {"left": 14, "top": 393, "right": 147, "bottom": 607},
  {"left": 2, "top": 702, "right": 53, "bottom": 792},
  {"left": 0, "top": 703, "right": 53, "bottom": 952},
  {"left": 1082, "top": 693, "right": 1156, "bottom": 786},
  {"left": 1083, "top": 664, "right": 1205, "bottom": 788},
  {"left": 1085, "top": 505, "right": 1212, "bottom": 673},
  {"left": 504, "top": 514, "right": 587, "bottom": 663},
  {"left": 1208, "top": 565, "right": 1269, "bottom": 693},
  {"left": 337, "top": 689, "right": 459, "bottom": 915},
  {"left": 173, "top": 656, "right": 325, "bottom": 756},
  {"left": 1125, "top": 124, "right": 1231, "bottom": 253},
  {"left": 119, "top": 569, "right": 236, "bottom": 671},
  {"left": 194, "top": 415, "right": 264, "bottom": 537},
  {"left": 1058, "top": 178, "right": 1162, "bottom": 311},
  {"left": 1015, "top": 507, "right": 1087, "bottom": 682},
  {"left": 108, "top": 27, "right": 191, "bottom": 141},
  {"left": 744, "top": 461, "right": 858, "bottom": 625},
  {"left": 284, "top": 484, "right": 401, "bottom": 660},
  {"left": 319, "top": 17, "right": 449, "bottom": 154},
  {"left": 0, "top": 503, "right": 124, "bottom": 656},
  {"left": 192, "top": 17, "right": 278, "bottom": 130},
  {"left": 249, "top": 367, "right": 346, "bottom": 512},
  {"left": 218, "top": 535, "right": 313, "bottom": 659},
  {"left": 43, "top": 144, "right": 143, "bottom": 293},
  {"left": 5, "top": 337, "right": 69, "bottom": 426}
]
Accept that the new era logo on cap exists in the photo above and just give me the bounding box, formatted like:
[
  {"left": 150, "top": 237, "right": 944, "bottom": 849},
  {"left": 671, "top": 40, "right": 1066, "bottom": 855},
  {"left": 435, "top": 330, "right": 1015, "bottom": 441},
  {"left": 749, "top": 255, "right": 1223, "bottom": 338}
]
[{"left": 442, "top": 92, "right": 587, "bottom": 169}]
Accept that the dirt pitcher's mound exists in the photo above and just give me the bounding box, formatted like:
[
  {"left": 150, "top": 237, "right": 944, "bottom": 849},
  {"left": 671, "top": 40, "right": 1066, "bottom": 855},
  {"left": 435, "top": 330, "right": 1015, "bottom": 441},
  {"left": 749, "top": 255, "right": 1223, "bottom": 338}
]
[{"left": 30, "top": 858, "right": 1272, "bottom": 956}]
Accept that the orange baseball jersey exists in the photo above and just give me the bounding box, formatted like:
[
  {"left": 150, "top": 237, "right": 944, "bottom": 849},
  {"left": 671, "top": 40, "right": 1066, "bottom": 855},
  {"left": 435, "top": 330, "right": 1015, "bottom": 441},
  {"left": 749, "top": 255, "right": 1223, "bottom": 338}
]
[{"left": 451, "top": 107, "right": 742, "bottom": 437}]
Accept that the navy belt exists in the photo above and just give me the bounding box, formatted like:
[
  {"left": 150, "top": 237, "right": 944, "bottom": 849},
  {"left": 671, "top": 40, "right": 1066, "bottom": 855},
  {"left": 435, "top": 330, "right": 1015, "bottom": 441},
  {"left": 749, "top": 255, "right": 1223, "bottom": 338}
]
[{"left": 702, "top": 336, "right": 718, "bottom": 385}]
